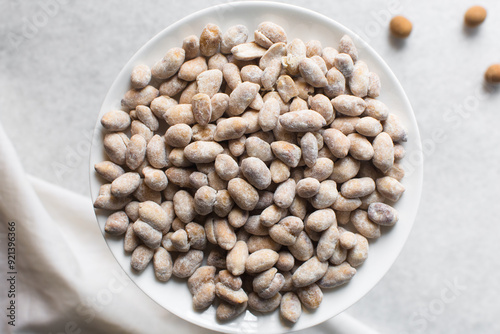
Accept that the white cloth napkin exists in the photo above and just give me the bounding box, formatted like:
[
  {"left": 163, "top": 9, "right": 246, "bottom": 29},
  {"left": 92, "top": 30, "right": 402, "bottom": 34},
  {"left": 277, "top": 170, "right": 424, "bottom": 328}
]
[{"left": 0, "top": 123, "right": 378, "bottom": 334}]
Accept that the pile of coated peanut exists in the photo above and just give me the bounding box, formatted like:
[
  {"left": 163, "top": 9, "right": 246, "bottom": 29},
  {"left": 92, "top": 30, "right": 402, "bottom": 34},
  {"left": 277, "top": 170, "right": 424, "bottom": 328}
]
[{"left": 94, "top": 21, "right": 407, "bottom": 324}]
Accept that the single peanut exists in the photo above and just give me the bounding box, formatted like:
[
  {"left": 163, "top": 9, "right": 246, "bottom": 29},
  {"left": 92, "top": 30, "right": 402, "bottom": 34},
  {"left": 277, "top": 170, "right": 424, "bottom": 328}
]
[
  {"left": 318, "top": 262, "right": 356, "bottom": 289},
  {"left": 131, "top": 245, "right": 154, "bottom": 271}
]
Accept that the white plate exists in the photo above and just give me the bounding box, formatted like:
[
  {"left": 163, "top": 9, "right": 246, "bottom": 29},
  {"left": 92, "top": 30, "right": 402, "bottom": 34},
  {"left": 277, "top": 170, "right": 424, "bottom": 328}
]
[{"left": 89, "top": 2, "right": 423, "bottom": 333}]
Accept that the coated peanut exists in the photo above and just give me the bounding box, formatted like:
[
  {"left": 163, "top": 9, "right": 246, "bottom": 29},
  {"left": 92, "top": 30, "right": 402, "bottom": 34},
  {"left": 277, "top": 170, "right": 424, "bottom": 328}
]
[
  {"left": 214, "top": 117, "right": 248, "bottom": 141},
  {"left": 151, "top": 48, "right": 185, "bottom": 80},
  {"left": 130, "top": 64, "right": 151, "bottom": 89},
  {"left": 216, "top": 301, "right": 247, "bottom": 321},
  {"left": 184, "top": 141, "right": 224, "bottom": 163},
  {"left": 226, "top": 240, "right": 248, "bottom": 276},
  {"left": 383, "top": 114, "right": 408, "bottom": 142},
  {"left": 154, "top": 247, "right": 173, "bottom": 282},
  {"left": 347, "top": 234, "right": 369, "bottom": 267},
  {"left": 351, "top": 209, "right": 381, "bottom": 239},
  {"left": 247, "top": 235, "right": 281, "bottom": 253},
  {"left": 273, "top": 178, "right": 296, "bottom": 208},
  {"left": 269, "top": 216, "right": 303, "bottom": 246},
  {"left": 348, "top": 133, "right": 374, "bottom": 161},
  {"left": 173, "top": 249, "right": 204, "bottom": 278},
  {"left": 297, "top": 283, "right": 323, "bottom": 309},
  {"left": 131, "top": 245, "right": 154, "bottom": 271},
  {"left": 310, "top": 180, "right": 338, "bottom": 209},
  {"left": 304, "top": 157, "right": 333, "bottom": 181},
  {"left": 254, "top": 22, "right": 287, "bottom": 48},
  {"left": 101, "top": 110, "right": 131, "bottom": 132},
  {"left": 288, "top": 231, "right": 314, "bottom": 261},
  {"left": 372, "top": 132, "right": 394, "bottom": 173},
  {"left": 292, "top": 256, "right": 328, "bottom": 288},
  {"left": 318, "top": 262, "right": 356, "bottom": 289},
  {"left": 215, "top": 154, "right": 239, "bottom": 181},
  {"left": 133, "top": 220, "right": 162, "bottom": 249},
  {"left": 245, "top": 249, "right": 279, "bottom": 274},
  {"left": 227, "top": 178, "right": 259, "bottom": 211},
  {"left": 317, "top": 224, "right": 340, "bottom": 262},
  {"left": 296, "top": 178, "right": 320, "bottom": 198},
  {"left": 245, "top": 137, "right": 274, "bottom": 162},
  {"left": 376, "top": 176, "right": 405, "bottom": 202},
  {"left": 368, "top": 202, "right": 399, "bottom": 226},
  {"left": 188, "top": 266, "right": 216, "bottom": 309},
  {"left": 200, "top": 24, "right": 221, "bottom": 57},
  {"left": 241, "top": 157, "right": 272, "bottom": 190},
  {"left": 173, "top": 190, "right": 196, "bottom": 223},
  {"left": 111, "top": 172, "right": 141, "bottom": 198},
  {"left": 221, "top": 25, "right": 248, "bottom": 54},
  {"left": 271, "top": 141, "right": 301, "bottom": 167},
  {"left": 285, "top": 38, "right": 306, "bottom": 76},
  {"left": 104, "top": 211, "right": 129, "bottom": 235},
  {"left": 298, "top": 58, "right": 328, "bottom": 88},
  {"left": 182, "top": 35, "right": 200, "bottom": 60},
  {"left": 306, "top": 209, "right": 336, "bottom": 233},
  {"left": 280, "top": 292, "right": 301, "bottom": 323},
  {"left": 231, "top": 42, "right": 267, "bottom": 61}
]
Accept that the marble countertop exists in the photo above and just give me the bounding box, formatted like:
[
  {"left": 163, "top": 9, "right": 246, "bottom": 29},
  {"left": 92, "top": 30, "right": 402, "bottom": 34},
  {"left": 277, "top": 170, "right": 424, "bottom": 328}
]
[{"left": 1, "top": 0, "right": 499, "bottom": 332}]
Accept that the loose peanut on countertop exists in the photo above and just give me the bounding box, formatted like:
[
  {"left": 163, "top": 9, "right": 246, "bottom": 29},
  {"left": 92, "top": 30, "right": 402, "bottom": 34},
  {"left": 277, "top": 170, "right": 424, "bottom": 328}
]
[
  {"left": 95, "top": 21, "right": 409, "bottom": 324},
  {"left": 464, "top": 6, "right": 487, "bottom": 28},
  {"left": 485, "top": 64, "right": 500, "bottom": 84},
  {"left": 389, "top": 15, "right": 412, "bottom": 38}
]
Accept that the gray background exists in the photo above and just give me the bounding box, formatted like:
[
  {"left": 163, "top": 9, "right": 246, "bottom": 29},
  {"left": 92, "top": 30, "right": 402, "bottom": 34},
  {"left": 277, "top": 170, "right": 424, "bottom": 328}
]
[{"left": 2, "top": 0, "right": 500, "bottom": 333}]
